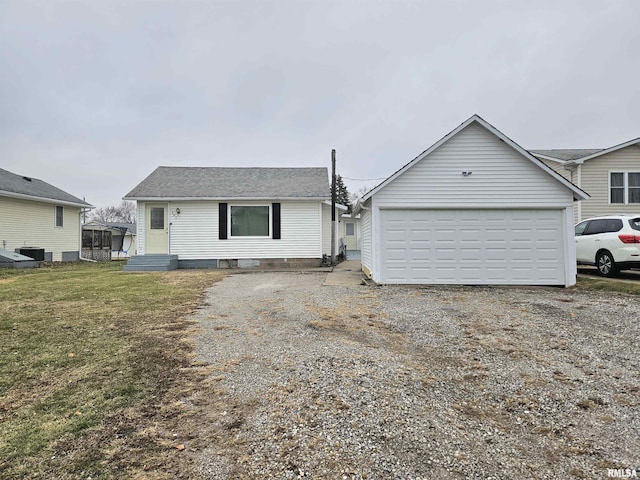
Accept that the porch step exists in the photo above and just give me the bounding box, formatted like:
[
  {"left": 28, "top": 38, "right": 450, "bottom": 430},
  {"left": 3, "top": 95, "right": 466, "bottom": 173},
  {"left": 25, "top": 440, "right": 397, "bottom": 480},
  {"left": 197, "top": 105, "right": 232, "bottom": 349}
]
[{"left": 123, "top": 255, "right": 178, "bottom": 272}]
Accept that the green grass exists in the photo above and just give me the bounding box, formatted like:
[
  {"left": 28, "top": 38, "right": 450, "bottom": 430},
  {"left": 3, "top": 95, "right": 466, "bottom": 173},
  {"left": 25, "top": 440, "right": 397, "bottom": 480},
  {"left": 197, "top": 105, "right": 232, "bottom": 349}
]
[
  {"left": 577, "top": 274, "right": 640, "bottom": 295},
  {"left": 0, "top": 262, "right": 224, "bottom": 479}
]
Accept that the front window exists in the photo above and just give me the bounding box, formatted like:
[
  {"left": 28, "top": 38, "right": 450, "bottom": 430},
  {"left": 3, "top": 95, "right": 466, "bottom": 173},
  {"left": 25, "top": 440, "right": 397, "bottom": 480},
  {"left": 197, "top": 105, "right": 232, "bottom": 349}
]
[
  {"left": 230, "top": 205, "right": 270, "bottom": 237},
  {"left": 55, "top": 206, "right": 63, "bottom": 227},
  {"left": 610, "top": 172, "right": 640, "bottom": 204}
]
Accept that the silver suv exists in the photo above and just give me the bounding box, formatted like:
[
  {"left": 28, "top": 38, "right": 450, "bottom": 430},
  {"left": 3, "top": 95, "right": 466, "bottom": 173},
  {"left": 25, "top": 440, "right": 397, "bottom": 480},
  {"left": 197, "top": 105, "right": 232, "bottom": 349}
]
[{"left": 575, "top": 215, "right": 640, "bottom": 276}]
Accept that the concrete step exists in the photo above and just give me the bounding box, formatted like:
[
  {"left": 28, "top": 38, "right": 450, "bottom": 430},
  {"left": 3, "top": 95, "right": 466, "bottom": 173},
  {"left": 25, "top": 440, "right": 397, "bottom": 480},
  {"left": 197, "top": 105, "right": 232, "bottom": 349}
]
[{"left": 123, "top": 255, "right": 178, "bottom": 271}]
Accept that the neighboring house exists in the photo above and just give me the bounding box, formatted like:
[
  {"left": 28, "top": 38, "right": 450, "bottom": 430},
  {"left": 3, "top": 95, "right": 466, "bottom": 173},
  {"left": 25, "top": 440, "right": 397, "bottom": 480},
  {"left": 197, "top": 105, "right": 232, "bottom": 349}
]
[
  {"left": 123, "top": 167, "right": 336, "bottom": 269},
  {"left": 531, "top": 137, "right": 640, "bottom": 223},
  {"left": 0, "top": 167, "right": 92, "bottom": 262},
  {"left": 82, "top": 222, "right": 137, "bottom": 260},
  {"left": 353, "top": 114, "right": 588, "bottom": 287}
]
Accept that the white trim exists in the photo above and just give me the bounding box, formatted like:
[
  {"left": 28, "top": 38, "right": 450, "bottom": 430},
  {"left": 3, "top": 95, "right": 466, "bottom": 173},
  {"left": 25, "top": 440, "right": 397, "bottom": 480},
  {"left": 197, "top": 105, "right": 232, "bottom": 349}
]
[
  {"left": 362, "top": 115, "right": 589, "bottom": 203},
  {"left": 577, "top": 164, "right": 582, "bottom": 221},
  {"left": 55, "top": 205, "right": 64, "bottom": 228},
  {"left": 608, "top": 170, "right": 640, "bottom": 206},
  {"left": 318, "top": 202, "right": 323, "bottom": 257},
  {"left": 228, "top": 203, "right": 272, "bottom": 239},
  {"left": 562, "top": 206, "right": 577, "bottom": 287},
  {"left": 323, "top": 200, "right": 349, "bottom": 211},
  {"left": 531, "top": 153, "right": 568, "bottom": 163},
  {"left": 0, "top": 190, "right": 92, "bottom": 208}
]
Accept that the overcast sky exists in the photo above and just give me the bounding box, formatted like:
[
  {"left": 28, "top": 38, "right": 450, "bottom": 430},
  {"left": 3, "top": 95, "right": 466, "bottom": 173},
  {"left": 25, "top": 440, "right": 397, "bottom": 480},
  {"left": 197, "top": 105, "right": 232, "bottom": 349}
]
[{"left": 2, "top": 0, "right": 639, "bottom": 208}]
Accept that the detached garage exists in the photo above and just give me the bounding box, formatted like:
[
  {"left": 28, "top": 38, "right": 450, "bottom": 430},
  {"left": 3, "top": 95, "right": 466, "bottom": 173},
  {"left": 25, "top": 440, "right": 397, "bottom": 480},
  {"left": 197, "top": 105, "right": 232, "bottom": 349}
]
[{"left": 354, "top": 115, "right": 589, "bottom": 286}]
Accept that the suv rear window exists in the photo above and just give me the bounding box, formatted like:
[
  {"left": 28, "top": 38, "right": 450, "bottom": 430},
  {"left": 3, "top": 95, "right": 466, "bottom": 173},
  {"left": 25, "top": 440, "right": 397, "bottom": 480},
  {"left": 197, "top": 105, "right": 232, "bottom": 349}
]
[
  {"left": 630, "top": 217, "right": 640, "bottom": 231},
  {"left": 583, "top": 219, "right": 623, "bottom": 235}
]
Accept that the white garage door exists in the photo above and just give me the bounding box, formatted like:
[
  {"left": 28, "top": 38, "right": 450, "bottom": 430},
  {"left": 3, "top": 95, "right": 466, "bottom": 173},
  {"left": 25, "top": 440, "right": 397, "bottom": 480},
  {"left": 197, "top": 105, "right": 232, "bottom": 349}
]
[{"left": 380, "top": 209, "right": 566, "bottom": 285}]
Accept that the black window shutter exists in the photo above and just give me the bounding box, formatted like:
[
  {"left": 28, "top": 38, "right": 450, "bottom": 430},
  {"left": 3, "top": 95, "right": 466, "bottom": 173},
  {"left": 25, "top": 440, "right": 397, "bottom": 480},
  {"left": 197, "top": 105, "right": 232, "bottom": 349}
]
[
  {"left": 219, "top": 203, "right": 228, "bottom": 240},
  {"left": 272, "top": 203, "right": 281, "bottom": 240}
]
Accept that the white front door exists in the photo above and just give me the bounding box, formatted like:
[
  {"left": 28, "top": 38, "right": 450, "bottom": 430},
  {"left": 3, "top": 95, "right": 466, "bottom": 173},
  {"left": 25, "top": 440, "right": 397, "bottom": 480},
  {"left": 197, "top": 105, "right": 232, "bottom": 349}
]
[
  {"left": 345, "top": 222, "right": 357, "bottom": 250},
  {"left": 145, "top": 203, "right": 168, "bottom": 254}
]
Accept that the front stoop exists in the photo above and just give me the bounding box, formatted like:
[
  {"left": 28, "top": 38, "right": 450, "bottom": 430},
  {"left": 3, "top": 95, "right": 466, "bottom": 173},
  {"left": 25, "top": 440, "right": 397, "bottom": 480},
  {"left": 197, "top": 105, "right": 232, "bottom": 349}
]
[{"left": 123, "top": 255, "right": 178, "bottom": 272}]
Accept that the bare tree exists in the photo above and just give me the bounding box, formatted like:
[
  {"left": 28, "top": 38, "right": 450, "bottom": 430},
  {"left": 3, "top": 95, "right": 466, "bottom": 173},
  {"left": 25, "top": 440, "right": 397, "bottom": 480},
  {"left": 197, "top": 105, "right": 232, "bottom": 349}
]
[
  {"left": 89, "top": 201, "right": 136, "bottom": 224},
  {"left": 349, "top": 186, "right": 370, "bottom": 208}
]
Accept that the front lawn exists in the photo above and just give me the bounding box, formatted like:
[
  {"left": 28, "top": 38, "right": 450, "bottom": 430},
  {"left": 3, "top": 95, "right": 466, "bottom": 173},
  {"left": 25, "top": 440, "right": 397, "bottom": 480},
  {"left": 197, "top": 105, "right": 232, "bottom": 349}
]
[{"left": 0, "top": 262, "right": 224, "bottom": 479}]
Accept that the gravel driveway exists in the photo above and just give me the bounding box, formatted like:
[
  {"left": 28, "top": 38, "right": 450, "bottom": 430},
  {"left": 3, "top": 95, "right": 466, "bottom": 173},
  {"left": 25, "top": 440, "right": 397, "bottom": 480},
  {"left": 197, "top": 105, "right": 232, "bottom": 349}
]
[{"left": 193, "top": 271, "right": 639, "bottom": 479}]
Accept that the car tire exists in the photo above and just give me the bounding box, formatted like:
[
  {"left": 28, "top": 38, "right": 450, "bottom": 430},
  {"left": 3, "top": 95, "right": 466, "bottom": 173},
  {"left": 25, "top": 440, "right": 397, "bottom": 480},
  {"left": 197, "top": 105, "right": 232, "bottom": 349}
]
[{"left": 596, "top": 250, "right": 618, "bottom": 277}]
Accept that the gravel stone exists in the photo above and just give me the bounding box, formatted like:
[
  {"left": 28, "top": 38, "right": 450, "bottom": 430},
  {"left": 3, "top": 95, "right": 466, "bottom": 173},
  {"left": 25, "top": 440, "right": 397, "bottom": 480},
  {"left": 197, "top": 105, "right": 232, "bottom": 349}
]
[{"left": 192, "top": 271, "right": 640, "bottom": 479}]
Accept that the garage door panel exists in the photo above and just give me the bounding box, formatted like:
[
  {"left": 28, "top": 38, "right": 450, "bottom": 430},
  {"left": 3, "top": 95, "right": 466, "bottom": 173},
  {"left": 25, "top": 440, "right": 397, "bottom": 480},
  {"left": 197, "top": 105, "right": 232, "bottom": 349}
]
[{"left": 380, "top": 209, "right": 565, "bottom": 285}]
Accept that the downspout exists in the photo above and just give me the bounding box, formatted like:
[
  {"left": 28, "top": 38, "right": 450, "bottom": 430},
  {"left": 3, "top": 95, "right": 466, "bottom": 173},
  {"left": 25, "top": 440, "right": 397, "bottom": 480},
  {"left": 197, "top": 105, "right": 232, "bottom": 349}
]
[{"left": 577, "top": 163, "right": 583, "bottom": 221}]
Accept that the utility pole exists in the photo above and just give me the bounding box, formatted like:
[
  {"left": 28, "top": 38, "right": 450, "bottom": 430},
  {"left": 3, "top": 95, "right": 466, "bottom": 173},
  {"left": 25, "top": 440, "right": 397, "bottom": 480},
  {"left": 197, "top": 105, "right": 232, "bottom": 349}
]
[{"left": 331, "top": 149, "right": 336, "bottom": 266}]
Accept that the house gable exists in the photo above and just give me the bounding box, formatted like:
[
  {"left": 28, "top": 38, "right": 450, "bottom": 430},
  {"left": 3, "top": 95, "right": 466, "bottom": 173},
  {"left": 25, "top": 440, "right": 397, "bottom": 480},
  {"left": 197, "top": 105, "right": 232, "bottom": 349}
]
[
  {"left": 580, "top": 144, "right": 640, "bottom": 219},
  {"left": 370, "top": 120, "right": 581, "bottom": 208}
]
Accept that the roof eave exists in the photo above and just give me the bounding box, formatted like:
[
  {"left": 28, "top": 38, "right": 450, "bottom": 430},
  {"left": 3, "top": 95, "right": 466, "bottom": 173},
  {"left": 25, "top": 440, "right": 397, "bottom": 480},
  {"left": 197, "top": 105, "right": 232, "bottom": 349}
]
[
  {"left": 531, "top": 153, "right": 567, "bottom": 163},
  {"left": 123, "top": 196, "right": 330, "bottom": 202},
  {"left": 0, "top": 190, "right": 93, "bottom": 208},
  {"left": 565, "top": 138, "right": 640, "bottom": 164}
]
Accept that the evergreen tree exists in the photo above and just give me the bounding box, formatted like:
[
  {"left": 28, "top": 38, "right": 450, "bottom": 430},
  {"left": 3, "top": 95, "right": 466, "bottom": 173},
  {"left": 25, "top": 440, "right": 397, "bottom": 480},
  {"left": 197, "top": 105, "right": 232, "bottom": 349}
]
[{"left": 331, "top": 174, "right": 352, "bottom": 213}]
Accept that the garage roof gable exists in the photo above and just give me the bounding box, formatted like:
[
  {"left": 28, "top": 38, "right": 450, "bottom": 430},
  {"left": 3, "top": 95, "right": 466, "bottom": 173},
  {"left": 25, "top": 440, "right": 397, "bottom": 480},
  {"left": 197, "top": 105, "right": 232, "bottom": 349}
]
[{"left": 359, "top": 114, "right": 589, "bottom": 205}]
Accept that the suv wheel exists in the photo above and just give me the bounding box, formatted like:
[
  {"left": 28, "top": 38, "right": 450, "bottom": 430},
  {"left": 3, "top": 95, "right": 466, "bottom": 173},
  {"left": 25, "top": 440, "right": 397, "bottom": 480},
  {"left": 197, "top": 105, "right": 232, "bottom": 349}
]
[{"left": 596, "top": 250, "right": 618, "bottom": 277}]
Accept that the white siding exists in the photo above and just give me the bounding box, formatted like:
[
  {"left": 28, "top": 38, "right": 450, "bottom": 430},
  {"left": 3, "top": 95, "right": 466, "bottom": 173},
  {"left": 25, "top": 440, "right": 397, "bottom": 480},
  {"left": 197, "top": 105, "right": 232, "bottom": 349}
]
[
  {"left": 374, "top": 124, "right": 574, "bottom": 208},
  {"left": 136, "top": 203, "right": 146, "bottom": 255},
  {"left": 378, "top": 208, "right": 568, "bottom": 285},
  {"left": 0, "top": 196, "right": 82, "bottom": 261},
  {"left": 167, "top": 200, "right": 322, "bottom": 259},
  {"left": 580, "top": 145, "right": 640, "bottom": 220},
  {"left": 360, "top": 204, "right": 372, "bottom": 275}
]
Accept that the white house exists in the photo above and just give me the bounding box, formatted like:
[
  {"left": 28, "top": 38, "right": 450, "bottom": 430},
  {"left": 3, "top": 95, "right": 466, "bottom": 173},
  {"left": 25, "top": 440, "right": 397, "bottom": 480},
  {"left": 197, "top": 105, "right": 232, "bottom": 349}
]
[
  {"left": 0, "top": 167, "right": 92, "bottom": 262},
  {"left": 353, "top": 115, "right": 589, "bottom": 287},
  {"left": 123, "top": 167, "right": 337, "bottom": 270}
]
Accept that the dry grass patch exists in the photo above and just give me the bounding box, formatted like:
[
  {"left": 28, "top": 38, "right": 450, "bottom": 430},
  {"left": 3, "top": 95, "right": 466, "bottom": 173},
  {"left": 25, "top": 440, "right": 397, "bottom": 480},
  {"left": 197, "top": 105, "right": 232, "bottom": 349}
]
[{"left": 0, "top": 262, "right": 224, "bottom": 479}]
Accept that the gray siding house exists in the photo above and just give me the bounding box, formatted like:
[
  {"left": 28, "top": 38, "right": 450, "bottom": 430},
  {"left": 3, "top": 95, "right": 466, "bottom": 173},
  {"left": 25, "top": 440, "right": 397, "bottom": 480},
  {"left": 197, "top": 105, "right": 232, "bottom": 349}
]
[
  {"left": 531, "top": 137, "right": 640, "bottom": 223},
  {"left": 123, "top": 166, "right": 336, "bottom": 270}
]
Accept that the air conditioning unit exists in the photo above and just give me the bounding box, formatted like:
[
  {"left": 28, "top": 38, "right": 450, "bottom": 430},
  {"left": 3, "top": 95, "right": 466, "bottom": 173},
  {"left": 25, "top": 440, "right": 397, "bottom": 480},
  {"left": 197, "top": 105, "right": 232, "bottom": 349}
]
[{"left": 18, "top": 247, "right": 45, "bottom": 261}]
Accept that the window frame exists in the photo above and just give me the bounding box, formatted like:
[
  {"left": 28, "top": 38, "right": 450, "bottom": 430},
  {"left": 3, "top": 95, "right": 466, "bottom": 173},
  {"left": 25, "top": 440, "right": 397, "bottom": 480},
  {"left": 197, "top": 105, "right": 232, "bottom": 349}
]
[
  {"left": 55, "top": 205, "right": 64, "bottom": 227},
  {"left": 610, "top": 171, "right": 640, "bottom": 205},
  {"left": 228, "top": 204, "right": 272, "bottom": 238}
]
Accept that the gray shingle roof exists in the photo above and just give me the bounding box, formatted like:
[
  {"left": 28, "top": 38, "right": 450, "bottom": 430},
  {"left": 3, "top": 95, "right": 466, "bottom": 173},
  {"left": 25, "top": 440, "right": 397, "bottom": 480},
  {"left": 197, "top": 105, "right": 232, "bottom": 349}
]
[
  {"left": 529, "top": 149, "right": 603, "bottom": 161},
  {"left": 0, "top": 167, "right": 91, "bottom": 207},
  {"left": 124, "top": 167, "right": 330, "bottom": 200}
]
